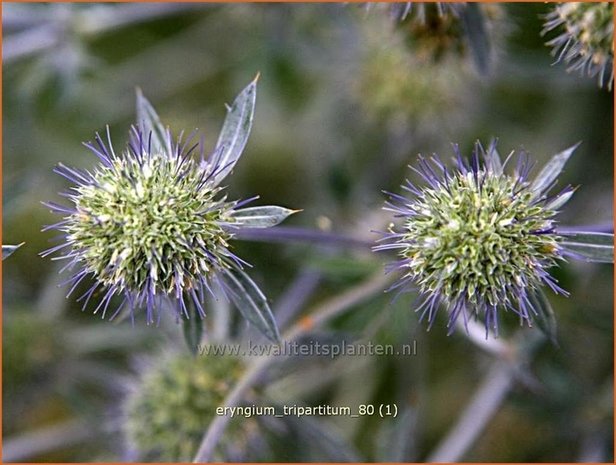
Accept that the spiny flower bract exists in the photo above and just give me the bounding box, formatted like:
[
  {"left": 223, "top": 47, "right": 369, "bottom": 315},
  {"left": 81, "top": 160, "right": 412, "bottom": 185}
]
[
  {"left": 42, "top": 79, "right": 294, "bottom": 341},
  {"left": 543, "top": 2, "right": 614, "bottom": 90},
  {"left": 376, "top": 141, "right": 580, "bottom": 335}
]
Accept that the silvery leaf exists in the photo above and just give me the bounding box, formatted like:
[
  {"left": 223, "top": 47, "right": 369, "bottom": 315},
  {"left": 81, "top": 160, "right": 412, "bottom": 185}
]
[
  {"left": 545, "top": 189, "right": 575, "bottom": 210},
  {"left": 136, "top": 88, "right": 173, "bottom": 157},
  {"left": 211, "top": 76, "right": 258, "bottom": 186},
  {"left": 483, "top": 139, "right": 503, "bottom": 175},
  {"left": 230, "top": 206, "right": 298, "bottom": 228},
  {"left": 559, "top": 231, "right": 614, "bottom": 263},
  {"left": 220, "top": 263, "right": 280, "bottom": 342},
  {"left": 530, "top": 143, "right": 580, "bottom": 198},
  {"left": 3, "top": 243, "right": 24, "bottom": 260}
]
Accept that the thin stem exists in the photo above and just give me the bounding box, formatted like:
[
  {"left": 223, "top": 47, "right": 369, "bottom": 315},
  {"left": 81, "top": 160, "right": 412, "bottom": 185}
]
[
  {"left": 284, "top": 271, "right": 394, "bottom": 341},
  {"left": 2, "top": 24, "right": 59, "bottom": 62},
  {"left": 273, "top": 268, "right": 322, "bottom": 330},
  {"left": 192, "top": 271, "right": 397, "bottom": 462},
  {"left": 234, "top": 226, "right": 374, "bottom": 249},
  {"left": 3, "top": 420, "right": 94, "bottom": 462},
  {"left": 426, "top": 330, "right": 544, "bottom": 462},
  {"left": 425, "top": 361, "right": 514, "bottom": 462}
]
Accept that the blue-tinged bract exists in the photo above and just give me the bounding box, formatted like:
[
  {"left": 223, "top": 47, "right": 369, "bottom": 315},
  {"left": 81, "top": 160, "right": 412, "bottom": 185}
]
[
  {"left": 44, "top": 129, "right": 240, "bottom": 323},
  {"left": 375, "top": 141, "right": 578, "bottom": 335},
  {"left": 42, "top": 83, "right": 294, "bottom": 337}
]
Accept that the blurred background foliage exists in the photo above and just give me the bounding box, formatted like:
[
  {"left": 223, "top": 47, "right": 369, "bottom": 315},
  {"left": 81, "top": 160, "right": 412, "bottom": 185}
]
[{"left": 2, "top": 2, "right": 613, "bottom": 462}]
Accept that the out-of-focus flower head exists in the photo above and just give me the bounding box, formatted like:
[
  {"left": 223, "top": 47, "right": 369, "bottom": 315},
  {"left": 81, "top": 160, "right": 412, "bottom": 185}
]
[
  {"left": 364, "top": 2, "right": 506, "bottom": 75},
  {"left": 543, "top": 2, "right": 614, "bottom": 90},
  {"left": 122, "top": 351, "right": 251, "bottom": 461}
]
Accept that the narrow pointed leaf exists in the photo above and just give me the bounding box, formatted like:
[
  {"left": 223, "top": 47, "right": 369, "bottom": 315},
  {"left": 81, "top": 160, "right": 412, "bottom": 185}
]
[
  {"left": 182, "top": 300, "right": 204, "bottom": 355},
  {"left": 545, "top": 189, "right": 575, "bottom": 210},
  {"left": 220, "top": 264, "right": 280, "bottom": 342},
  {"left": 530, "top": 143, "right": 580, "bottom": 197},
  {"left": 484, "top": 140, "right": 503, "bottom": 175},
  {"left": 136, "top": 88, "right": 172, "bottom": 157},
  {"left": 211, "top": 77, "right": 257, "bottom": 186},
  {"left": 230, "top": 206, "right": 298, "bottom": 228},
  {"left": 3, "top": 243, "right": 24, "bottom": 260},
  {"left": 460, "top": 3, "right": 491, "bottom": 76},
  {"left": 528, "top": 288, "right": 558, "bottom": 346},
  {"left": 559, "top": 231, "right": 614, "bottom": 263}
]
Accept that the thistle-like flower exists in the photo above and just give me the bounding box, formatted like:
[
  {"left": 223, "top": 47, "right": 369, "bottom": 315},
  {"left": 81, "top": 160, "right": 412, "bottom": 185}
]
[
  {"left": 42, "top": 78, "right": 295, "bottom": 341},
  {"left": 365, "top": 2, "right": 503, "bottom": 75},
  {"left": 123, "top": 352, "right": 248, "bottom": 461},
  {"left": 375, "top": 141, "right": 613, "bottom": 336},
  {"left": 543, "top": 2, "right": 614, "bottom": 90}
]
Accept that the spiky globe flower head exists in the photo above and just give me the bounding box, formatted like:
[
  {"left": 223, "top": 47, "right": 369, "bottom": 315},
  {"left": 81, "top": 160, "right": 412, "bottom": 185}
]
[
  {"left": 543, "top": 2, "right": 614, "bottom": 90},
  {"left": 123, "top": 352, "right": 249, "bottom": 461},
  {"left": 394, "top": 2, "right": 466, "bottom": 62},
  {"left": 42, "top": 78, "right": 295, "bottom": 341},
  {"left": 356, "top": 14, "right": 472, "bottom": 133},
  {"left": 366, "top": 2, "right": 504, "bottom": 75},
  {"left": 375, "top": 141, "right": 613, "bottom": 336}
]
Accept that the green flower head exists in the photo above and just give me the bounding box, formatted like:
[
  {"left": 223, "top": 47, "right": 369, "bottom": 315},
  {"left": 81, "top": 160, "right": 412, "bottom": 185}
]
[
  {"left": 123, "top": 352, "right": 246, "bottom": 461},
  {"left": 543, "top": 2, "right": 614, "bottom": 89},
  {"left": 376, "top": 141, "right": 613, "bottom": 336},
  {"left": 43, "top": 78, "right": 296, "bottom": 341}
]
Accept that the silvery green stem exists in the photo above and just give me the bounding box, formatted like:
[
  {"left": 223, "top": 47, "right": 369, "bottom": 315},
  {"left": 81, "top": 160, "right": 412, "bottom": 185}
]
[
  {"left": 234, "top": 226, "right": 373, "bottom": 249},
  {"left": 426, "top": 361, "right": 514, "bottom": 462},
  {"left": 3, "top": 420, "right": 94, "bottom": 462},
  {"left": 283, "top": 271, "right": 395, "bottom": 341},
  {"left": 192, "top": 354, "right": 270, "bottom": 463},
  {"left": 192, "top": 271, "right": 397, "bottom": 462},
  {"left": 2, "top": 25, "right": 59, "bottom": 62},
  {"left": 273, "top": 269, "right": 322, "bottom": 330},
  {"left": 427, "top": 330, "right": 544, "bottom": 462}
]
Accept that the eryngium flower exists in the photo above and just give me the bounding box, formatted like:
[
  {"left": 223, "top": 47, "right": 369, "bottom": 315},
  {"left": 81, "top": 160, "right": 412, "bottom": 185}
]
[
  {"left": 42, "top": 79, "right": 295, "bottom": 340},
  {"left": 123, "top": 352, "right": 248, "bottom": 461},
  {"left": 543, "top": 2, "right": 614, "bottom": 90},
  {"left": 375, "top": 141, "right": 604, "bottom": 335},
  {"left": 365, "top": 2, "right": 503, "bottom": 75}
]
